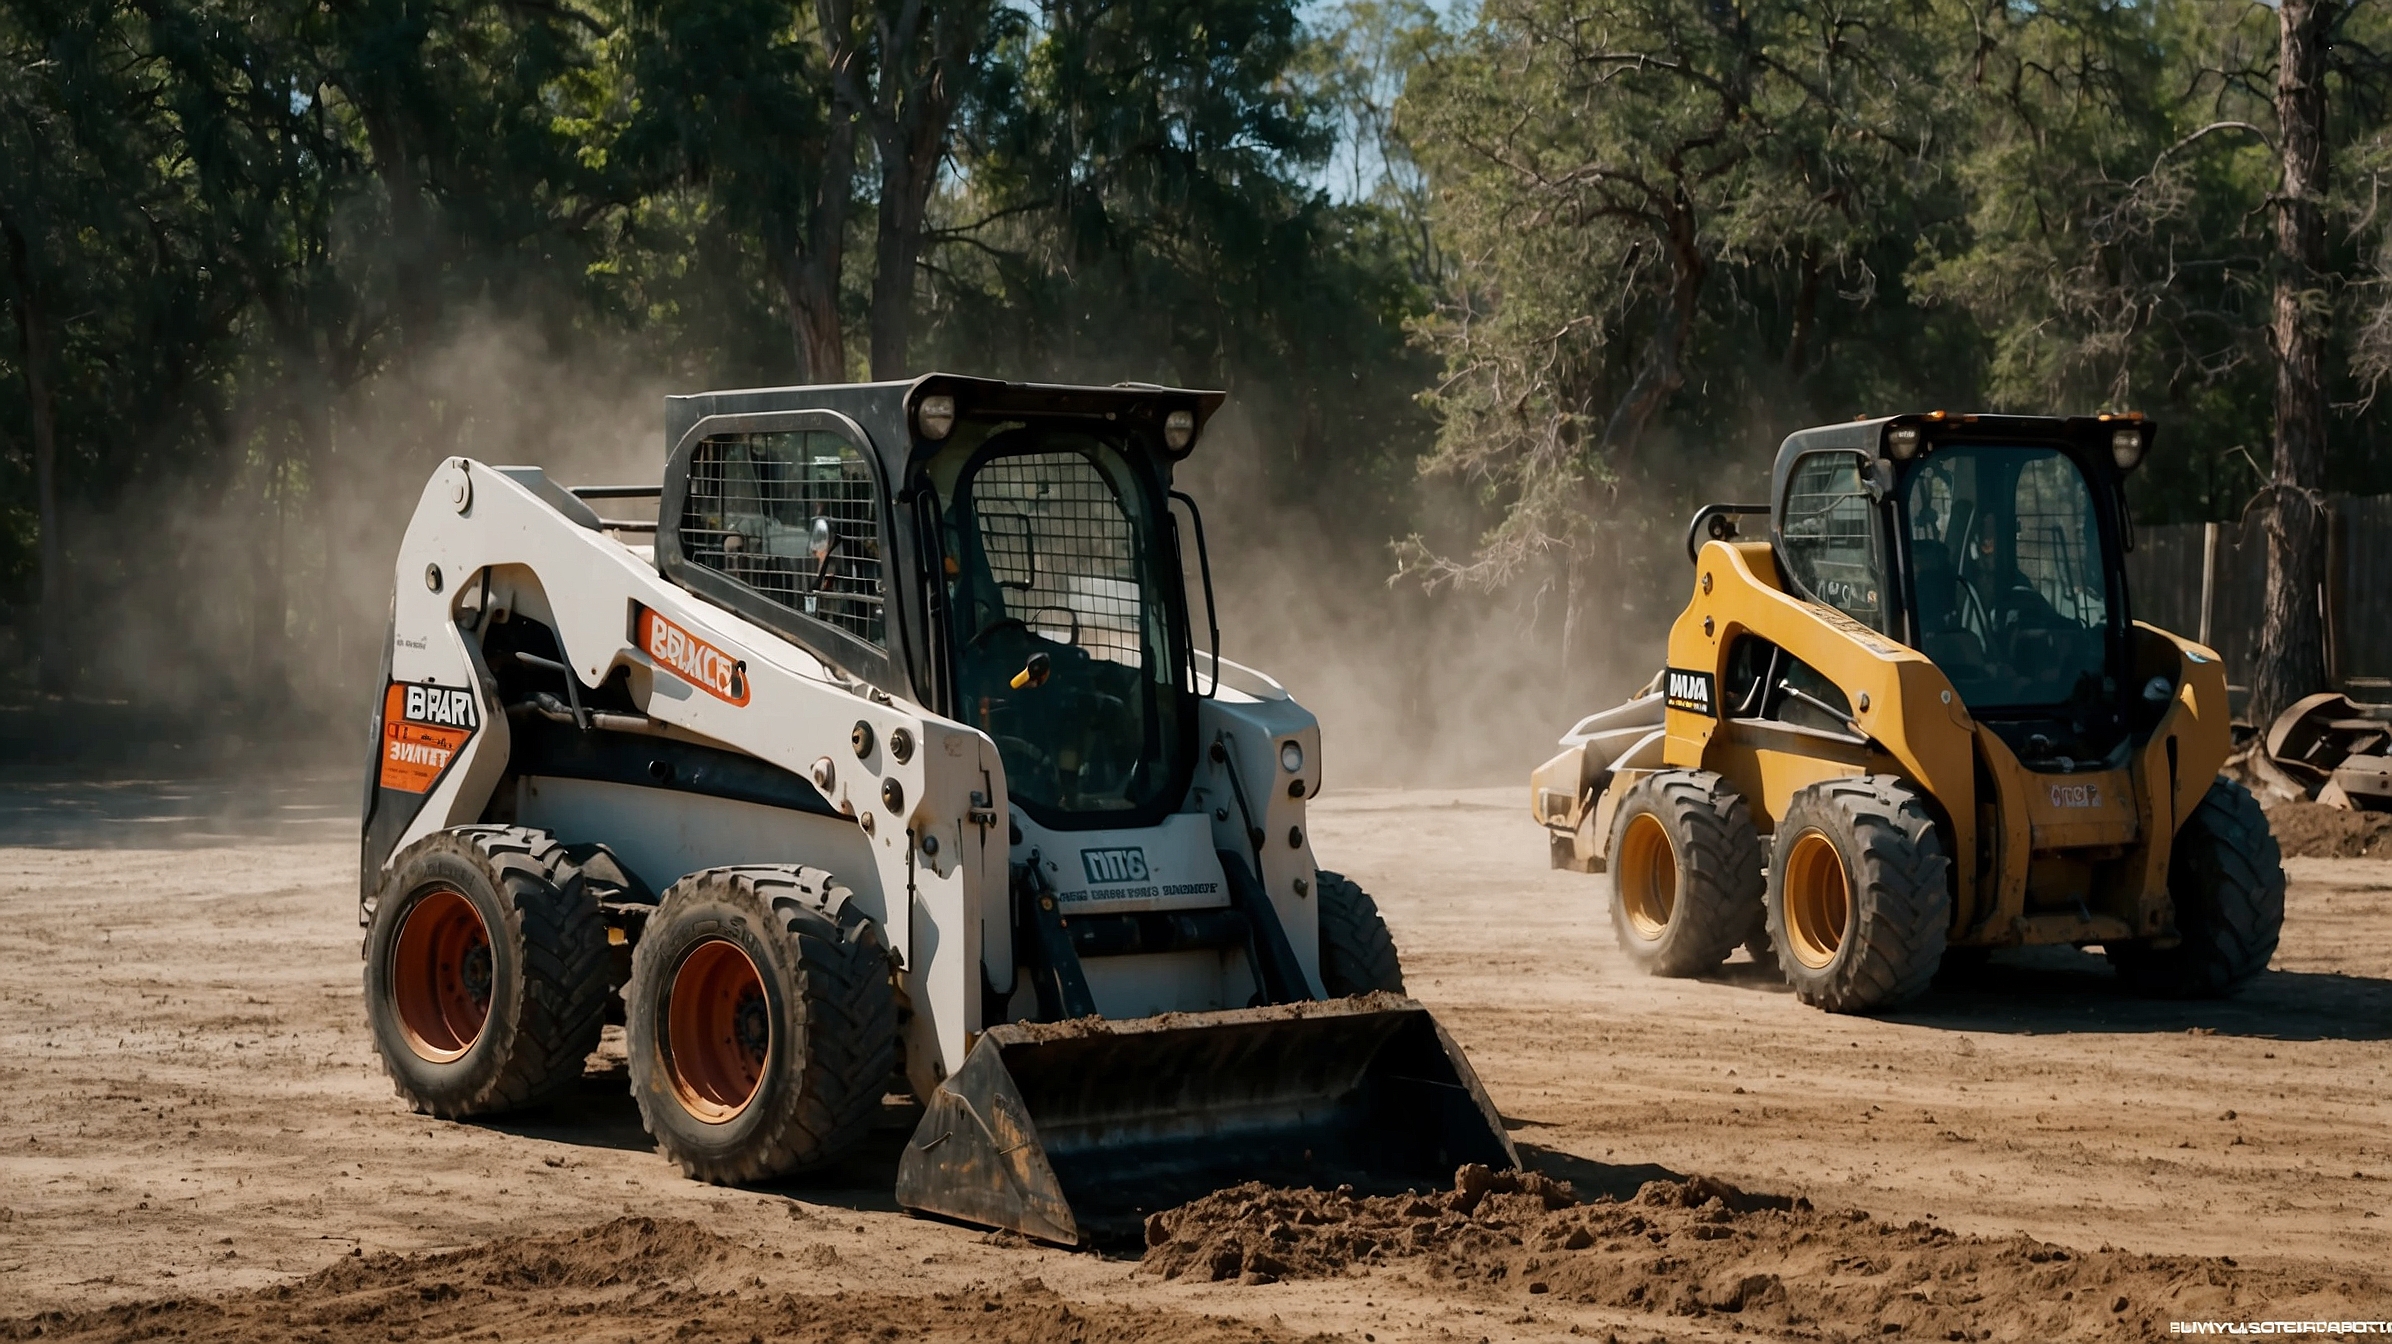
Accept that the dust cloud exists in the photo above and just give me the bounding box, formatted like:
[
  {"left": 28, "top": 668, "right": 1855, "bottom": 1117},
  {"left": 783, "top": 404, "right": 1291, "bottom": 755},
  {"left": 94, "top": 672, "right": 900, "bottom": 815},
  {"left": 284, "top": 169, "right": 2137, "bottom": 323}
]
[
  {"left": 18, "top": 325, "right": 1685, "bottom": 788},
  {"left": 1175, "top": 397, "right": 1673, "bottom": 787}
]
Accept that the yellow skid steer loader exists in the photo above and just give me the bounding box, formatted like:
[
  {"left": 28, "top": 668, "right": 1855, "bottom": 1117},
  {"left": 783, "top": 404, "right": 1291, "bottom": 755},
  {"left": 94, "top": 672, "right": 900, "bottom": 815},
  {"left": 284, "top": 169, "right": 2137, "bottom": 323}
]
[{"left": 1531, "top": 413, "right": 2285, "bottom": 1012}]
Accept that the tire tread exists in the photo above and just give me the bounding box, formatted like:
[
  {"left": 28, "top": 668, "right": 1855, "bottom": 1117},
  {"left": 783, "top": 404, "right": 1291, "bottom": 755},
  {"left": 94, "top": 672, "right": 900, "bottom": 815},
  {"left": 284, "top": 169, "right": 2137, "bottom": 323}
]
[
  {"left": 1768, "top": 776, "right": 1949, "bottom": 1013},
  {"left": 629, "top": 865, "right": 897, "bottom": 1184},
  {"left": 368, "top": 825, "right": 611, "bottom": 1118},
  {"left": 1611, "top": 770, "right": 1767, "bottom": 977},
  {"left": 1314, "top": 871, "right": 1405, "bottom": 996}
]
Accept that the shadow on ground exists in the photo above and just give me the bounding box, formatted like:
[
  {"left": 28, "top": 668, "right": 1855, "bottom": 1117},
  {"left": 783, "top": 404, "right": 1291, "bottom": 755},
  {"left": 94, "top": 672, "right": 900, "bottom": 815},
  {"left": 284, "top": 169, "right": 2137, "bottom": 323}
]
[
  {"left": 1515, "top": 1143, "right": 1695, "bottom": 1202},
  {"left": 1889, "top": 945, "right": 2392, "bottom": 1042},
  {"left": 475, "top": 1064, "right": 916, "bottom": 1215}
]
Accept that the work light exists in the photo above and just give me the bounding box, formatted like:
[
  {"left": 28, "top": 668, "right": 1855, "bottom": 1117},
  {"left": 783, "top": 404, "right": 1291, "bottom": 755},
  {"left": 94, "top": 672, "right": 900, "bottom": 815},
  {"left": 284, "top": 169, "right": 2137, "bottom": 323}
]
[
  {"left": 1885, "top": 424, "right": 1923, "bottom": 460},
  {"left": 2110, "top": 426, "right": 2147, "bottom": 471},
  {"left": 1164, "top": 409, "right": 1197, "bottom": 452},
  {"left": 916, "top": 394, "right": 956, "bottom": 440}
]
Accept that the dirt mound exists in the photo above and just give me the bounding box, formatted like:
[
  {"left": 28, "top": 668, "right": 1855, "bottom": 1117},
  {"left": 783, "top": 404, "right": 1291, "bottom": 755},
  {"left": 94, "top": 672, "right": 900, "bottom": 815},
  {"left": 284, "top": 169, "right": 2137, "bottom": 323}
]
[
  {"left": 2267, "top": 801, "right": 2392, "bottom": 858},
  {"left": 1141, "top": 1167, "right": 2381, "bottom": 1341},
  {"left": 2, "top": 1217, "right": 1329, "bottom": 1344}
]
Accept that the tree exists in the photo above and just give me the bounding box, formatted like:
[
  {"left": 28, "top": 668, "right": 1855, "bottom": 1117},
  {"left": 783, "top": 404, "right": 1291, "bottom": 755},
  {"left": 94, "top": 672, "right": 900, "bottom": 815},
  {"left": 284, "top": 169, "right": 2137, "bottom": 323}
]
[
  {"left": 1396, "top": 0, "right": 1957, "bottom": 659},
  {"left": 827, "top": 0, "right": 992, "bottom": 378},
  {"left": 616, "top": 0, "right": 858, "bottom": 380},
  {"left": 2250, "top": 0, "right": 2337, "bottom": 731}
]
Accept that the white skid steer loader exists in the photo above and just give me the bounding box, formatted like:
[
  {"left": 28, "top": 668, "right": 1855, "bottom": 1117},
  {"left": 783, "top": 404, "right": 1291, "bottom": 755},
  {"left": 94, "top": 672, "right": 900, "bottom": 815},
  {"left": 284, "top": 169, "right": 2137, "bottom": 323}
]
[{"left": 358, "top": 375, "right": 1513, "bottom": 1244}]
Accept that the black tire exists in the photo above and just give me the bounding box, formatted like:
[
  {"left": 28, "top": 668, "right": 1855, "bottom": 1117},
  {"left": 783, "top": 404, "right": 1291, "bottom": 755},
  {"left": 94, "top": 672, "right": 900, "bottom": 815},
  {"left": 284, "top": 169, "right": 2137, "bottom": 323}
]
[
  {"left": 1742, "top": 922, "right": 1780, "bottom": 974},
  {"left": 626, "top": 865, "right": 897, "bottom": 1184},
  {"left": 1605, "top": 770, "right": 1766, "bottom": 977},
  {"left": 1314, "top": 870, "right": 1405, "bottom": 995},
  {"left": 2106, "top": 778, "right": 2285, "bottom": 998},
  {"left": 1767, "top": 776, "right": 1950, "bottom": 1012},
  {"left": 363, "top": 826, "right": 611, "bottom": 1118}
]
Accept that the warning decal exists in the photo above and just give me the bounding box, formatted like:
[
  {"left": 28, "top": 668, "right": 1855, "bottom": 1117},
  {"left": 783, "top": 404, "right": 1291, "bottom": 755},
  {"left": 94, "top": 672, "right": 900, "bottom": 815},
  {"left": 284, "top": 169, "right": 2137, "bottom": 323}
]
[
  {"left": 379, "top": 682, "right": 478, "bottom": 794},
  {"left": 637, "top": 604, "right": 750, "bottom": 707}
]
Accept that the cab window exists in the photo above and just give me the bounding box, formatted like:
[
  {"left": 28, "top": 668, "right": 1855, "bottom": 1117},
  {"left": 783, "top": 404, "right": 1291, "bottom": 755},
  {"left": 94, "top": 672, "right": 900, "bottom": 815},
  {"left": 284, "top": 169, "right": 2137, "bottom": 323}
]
[
  {"left": 679, "top": 430, "right": 885, "bottom": 646},
  {"left": 1778, "top": 451, "right": 1888, "bottom": 632}
]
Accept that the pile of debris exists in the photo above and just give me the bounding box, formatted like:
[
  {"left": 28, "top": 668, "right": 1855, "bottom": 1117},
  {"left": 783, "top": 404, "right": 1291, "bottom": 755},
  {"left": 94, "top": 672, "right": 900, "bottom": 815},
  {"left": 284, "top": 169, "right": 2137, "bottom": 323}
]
[{"left": 2234, "top": 689, "right": 2392, "bottom": 812}]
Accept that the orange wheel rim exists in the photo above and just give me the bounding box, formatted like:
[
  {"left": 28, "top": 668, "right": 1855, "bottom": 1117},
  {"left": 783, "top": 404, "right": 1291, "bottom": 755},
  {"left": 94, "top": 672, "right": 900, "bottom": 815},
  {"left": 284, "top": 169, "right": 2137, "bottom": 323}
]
[
  {"left": 666, "top": 939, "right": 770, "bottom": 1123},
  {"left": 1783, "top": 830, "right": 1850, "bottom": 970},
  {"left": 1616, "top": 811, "right": 1678, "bottom": 940},
  {"left": 392, "top": 887, "right": 492, "bottom": 1062}
]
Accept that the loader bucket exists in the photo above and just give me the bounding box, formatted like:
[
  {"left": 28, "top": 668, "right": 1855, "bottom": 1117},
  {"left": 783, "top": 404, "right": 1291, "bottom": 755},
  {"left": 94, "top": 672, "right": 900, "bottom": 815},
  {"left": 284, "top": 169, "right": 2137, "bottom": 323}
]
[{"left": 893, "top": 994, "right": 1517, "bottom": 1246}]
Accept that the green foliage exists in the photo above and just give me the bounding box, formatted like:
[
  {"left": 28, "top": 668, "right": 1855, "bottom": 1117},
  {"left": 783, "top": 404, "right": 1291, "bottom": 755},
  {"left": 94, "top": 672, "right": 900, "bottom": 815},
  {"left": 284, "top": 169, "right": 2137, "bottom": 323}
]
[
  {"left": 8, "top": 0, "right": 2392, "bottom": 707},
  {"left": 1395, "top": 0, "right": 1962, "bottom": 644}
]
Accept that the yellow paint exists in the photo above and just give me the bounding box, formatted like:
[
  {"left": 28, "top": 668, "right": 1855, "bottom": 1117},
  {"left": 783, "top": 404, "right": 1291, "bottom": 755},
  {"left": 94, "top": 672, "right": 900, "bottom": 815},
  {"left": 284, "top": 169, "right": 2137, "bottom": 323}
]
[{"left": 1639, "top": 539, "right": 2237, "bottom": 947}]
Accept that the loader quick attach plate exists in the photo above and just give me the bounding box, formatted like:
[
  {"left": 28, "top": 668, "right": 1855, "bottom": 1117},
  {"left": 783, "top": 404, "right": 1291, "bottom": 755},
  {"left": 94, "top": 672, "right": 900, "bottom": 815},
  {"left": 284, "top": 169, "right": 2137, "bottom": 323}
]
[{"left": 893, "top": 995, "right": 1516, "bottom": 1247}]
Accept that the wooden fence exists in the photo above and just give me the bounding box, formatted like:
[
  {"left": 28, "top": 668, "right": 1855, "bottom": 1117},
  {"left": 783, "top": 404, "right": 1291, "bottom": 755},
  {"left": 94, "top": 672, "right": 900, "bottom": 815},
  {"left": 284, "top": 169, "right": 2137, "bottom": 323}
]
[{"left": 2124, "top": 495, "right": 2392, "bottom": 696}]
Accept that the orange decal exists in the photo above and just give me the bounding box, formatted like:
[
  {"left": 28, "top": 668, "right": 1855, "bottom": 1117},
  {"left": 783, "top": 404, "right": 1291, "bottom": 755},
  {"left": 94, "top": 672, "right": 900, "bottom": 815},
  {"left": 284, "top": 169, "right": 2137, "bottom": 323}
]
[
  {"left": 379, "top": 682, "right": 477, "bottom": 793},
  {"left": 637, "top": 605, "right": 750, "bottom": 706}
]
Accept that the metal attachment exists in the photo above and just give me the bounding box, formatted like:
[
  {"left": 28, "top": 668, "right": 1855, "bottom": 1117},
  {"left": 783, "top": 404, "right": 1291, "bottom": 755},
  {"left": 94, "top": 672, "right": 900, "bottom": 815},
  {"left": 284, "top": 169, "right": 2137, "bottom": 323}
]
[
  {"left": 920, "top": 832, "right": 939, "bottom": 857},
  {"left": 889, "top": 727, "right": 915, "bottom": 763},
  {"left": 1857, "top": 691, "right": 1871, "bottom": 712},
  {"left": 810, "top": 757, "right": 836, "bottom": 791},
  {"left": 1701, "top": 571, "right": 1713, "bottom": 594},
  {"left": 424, "top": 564, "right": 444, "bottom": 593},
  {"left": 1287, "top": 825, "right": 1303, "bottom": 849},
  {"left": 852, "top": 721, "right": 875, "bottom": 757},
  {"left": 1702, "top": 615, "right": 1714, "bottom": 638},
  {"left": 882, "top": 778, "right": 905, "bottom": 812}
]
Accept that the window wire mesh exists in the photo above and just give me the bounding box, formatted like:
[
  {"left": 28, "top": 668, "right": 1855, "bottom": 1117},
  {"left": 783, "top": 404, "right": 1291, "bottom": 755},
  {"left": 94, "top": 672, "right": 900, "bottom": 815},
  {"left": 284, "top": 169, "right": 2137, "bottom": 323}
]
[
  {"left": 2012, "top": 454, "right": 2107, "bottom": 627},
  {"left": 681, "top": 431, "right": 885, "bottom": 645},
  {"left": 969, "top": 453, "right": 1143, "bottom": 667},
  {"left": 1781, "top": 453, "right": 1886, "bottom": 630}
]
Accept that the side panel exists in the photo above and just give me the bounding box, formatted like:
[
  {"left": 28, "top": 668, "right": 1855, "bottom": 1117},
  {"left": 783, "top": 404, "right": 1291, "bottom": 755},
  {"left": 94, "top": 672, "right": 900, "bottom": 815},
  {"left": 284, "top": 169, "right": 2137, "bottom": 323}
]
[
  {"left": 1667, "top": 539, "right": 1984, "bottom": 929},
  {"left": 1706, "top": 722, "right": 1884, "bottom": 834},
  {"left": 380, "top": 458, "right": 1000, "bottom": 1092},
  {"left": 1195, "top": 689, "right": 1325, "bottom": 999},
  {"left": 514, "top": 776, "right": 882, "bottom": 916}
]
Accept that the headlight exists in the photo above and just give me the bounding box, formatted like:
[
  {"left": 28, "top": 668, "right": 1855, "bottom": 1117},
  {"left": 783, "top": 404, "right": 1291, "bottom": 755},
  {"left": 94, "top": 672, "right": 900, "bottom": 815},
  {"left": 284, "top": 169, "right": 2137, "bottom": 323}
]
[
  {"left": 1164, "top": 408, "right": 1197, "bottom": 452},
  {"left": 2110, "top": 427, "right": 2147, "bottom": 471},
  {"left": 1279, "top": 740, "right": 1304, "bottom": 773},
  {"left": 1885, "top": 425, "right": 1923, "bottom": 460},
  {"left": 916, "top": 394, "right": 956, "bottom": 441}
]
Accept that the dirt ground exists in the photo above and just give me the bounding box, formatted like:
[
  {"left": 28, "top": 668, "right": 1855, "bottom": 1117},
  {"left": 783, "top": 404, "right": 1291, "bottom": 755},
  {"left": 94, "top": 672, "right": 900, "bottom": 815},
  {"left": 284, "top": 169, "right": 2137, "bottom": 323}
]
[{"left": 3, "top": 778, "right": 2388, "bottom": 1341}]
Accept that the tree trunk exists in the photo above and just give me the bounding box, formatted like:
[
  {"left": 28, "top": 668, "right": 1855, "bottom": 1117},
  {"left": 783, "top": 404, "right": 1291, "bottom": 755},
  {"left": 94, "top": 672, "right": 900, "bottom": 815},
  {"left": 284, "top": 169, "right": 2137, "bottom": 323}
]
[
  {"left": 6, "top": 221, "right": 68, "bottom": 694},
  {"left": 1597, "top": 203, "right": 1705, "bottom": 464},
  {"left": 848, "top": 0, "right": 984, "bottom": 381},
  {"left": 778, "top": 96, "right": 857, "bottom": 383},
  {"left": 252, "top": 451, "right": 290, "bottom": 705},
  {"left": 354, "top": 103, "right": 439, "bottom": 357},
  {"left": 868, "top": 152, "right": 931, "bottom": 379},
  {"left": 2251, "top": 0, "right": 2334, "bottom": 732}
]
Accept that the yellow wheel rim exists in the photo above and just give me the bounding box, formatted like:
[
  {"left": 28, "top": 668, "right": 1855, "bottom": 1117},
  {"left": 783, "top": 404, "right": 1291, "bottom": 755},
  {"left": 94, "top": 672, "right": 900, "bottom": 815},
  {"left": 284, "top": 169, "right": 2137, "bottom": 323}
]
[
  {"left": 1616, "top": 811, "right": 1678, "bottom": 940},
  {"left": 1782, "top": 831, "right": 1850, "bottom": 970}
]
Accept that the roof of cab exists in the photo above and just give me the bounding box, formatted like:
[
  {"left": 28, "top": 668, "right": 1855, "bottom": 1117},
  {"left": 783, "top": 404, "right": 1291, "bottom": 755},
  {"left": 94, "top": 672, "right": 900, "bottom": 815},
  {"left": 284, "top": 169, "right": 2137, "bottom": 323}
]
[{"left": 664, "top": 374, "right": 1225, "bottom": 484}]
